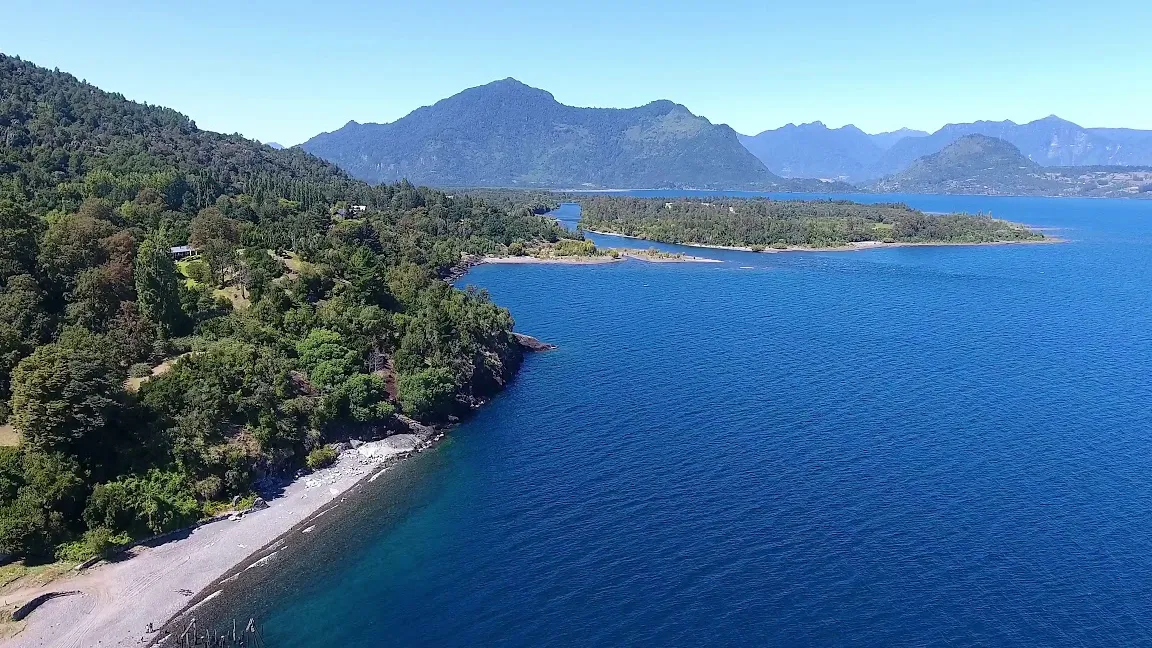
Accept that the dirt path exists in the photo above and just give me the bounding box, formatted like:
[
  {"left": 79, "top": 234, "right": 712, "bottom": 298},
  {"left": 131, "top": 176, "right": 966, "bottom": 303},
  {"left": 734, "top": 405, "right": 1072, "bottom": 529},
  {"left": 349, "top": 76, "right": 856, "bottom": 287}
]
[{"left": 124, "top": 353, "right": 192, "bottom": 393}]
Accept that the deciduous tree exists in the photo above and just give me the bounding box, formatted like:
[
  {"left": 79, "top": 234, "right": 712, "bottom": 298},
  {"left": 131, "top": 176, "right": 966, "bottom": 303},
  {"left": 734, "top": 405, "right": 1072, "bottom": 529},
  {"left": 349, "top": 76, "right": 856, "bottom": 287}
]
[{"left": 10, "top": 329, "right": 123, "bottom": 459}]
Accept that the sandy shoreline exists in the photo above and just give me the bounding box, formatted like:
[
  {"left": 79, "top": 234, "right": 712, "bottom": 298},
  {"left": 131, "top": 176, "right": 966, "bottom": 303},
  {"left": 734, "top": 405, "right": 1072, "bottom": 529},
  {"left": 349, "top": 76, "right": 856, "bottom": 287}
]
[
  {"left": 481, "top": 252, "right": 721, "bottom": 265},
  {"left": 481, "top": 255, "right": 619, "bottom": 265},
  {"left": 626, "top": 252, "right": 722, "bottom": 263},
  {"left": 0, "top": 226, "right": 1055, "bottom": 644},
  {"left": 0, "top": 428, "right": 439, "bottom": 647},
  {"left": 756, "top": 238, "right": 1064, "bottom": 253},
  {"left": 585, "top": 230, "right": 1063, "bottom": 253}
]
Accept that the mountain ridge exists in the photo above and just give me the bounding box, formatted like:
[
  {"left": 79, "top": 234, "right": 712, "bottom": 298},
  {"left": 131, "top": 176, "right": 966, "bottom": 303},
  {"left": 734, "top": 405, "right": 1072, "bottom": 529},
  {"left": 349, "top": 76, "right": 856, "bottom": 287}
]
[
  {"left": 300, "top": 78, "right": 787, "bottom": 190},
  {"left": 870, "top": 134, "right": 1152, "bottom": 197},
  {"left": 738, "top": 122, "right": 884, "bottom": 181},
  {"left": 871, "top": 134, "right": 1043, "bottom": 194},
  {"left": 294, "top": 78, "right": 1150, "bottom": 196},
  {"left": 739, "top": 117, "right": 1152, "bottom": 181},
  {"left": 870, "top": 128, "right": 930, "bottom": 150}
]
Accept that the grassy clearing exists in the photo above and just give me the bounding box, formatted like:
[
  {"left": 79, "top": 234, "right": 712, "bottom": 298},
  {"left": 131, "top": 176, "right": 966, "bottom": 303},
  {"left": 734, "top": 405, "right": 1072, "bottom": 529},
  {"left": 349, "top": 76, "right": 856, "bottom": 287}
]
[
  {"left": 0, "top": 560, "right": 76, "bottom": 593},
  {"left": 214, "top": 285, "right": 250, "bottom": 310},
  {"left": 270, "top": 249, "right": 304, "bottom": 277},
  {"left": 175, "top": 258, "right": 198, "bottom": 276},
  {"left": 124, "top": 354, "right": 189, "bottom": 393},
  {"left": 202, "top": 493, "right": 257, "bottom": 517},
  {"left": 0, "top": 613, "right": 23, "bottom": 641},
  {"left": 177, "top": 255, "right": 250, "bottom": 308},
  {"left": 176, "top": 258, "right": 205, "bottom": 289},
  {"left": 0, "top": 560, "right": 77, "bottom": 639}
]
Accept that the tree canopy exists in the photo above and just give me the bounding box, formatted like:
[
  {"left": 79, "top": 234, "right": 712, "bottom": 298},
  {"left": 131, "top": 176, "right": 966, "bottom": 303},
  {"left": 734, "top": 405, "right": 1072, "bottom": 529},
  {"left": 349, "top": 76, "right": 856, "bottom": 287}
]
[
  {"left": 578, "top": 196, "right": 1045, "bottom": 249},
  {"left": 0, "top": 53, "right": 576, "bottom": 560}
]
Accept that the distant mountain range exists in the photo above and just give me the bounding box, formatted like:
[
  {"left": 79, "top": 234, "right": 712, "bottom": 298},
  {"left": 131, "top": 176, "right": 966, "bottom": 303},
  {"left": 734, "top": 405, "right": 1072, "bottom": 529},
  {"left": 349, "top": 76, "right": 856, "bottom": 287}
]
[
  {"left": 294, "top": 78, "right": 1150, "bottom": 198},
  {"left": 738, "top": 122, "right": 882, "bottom": 182},
  {"left": 739, "top": 117, "right": 1152, "bottom": 182},
  {"left": 870, "top": 135, "right": 1152, "bottom": 198},
  {"left": 300, "top": 79, "right": 800, "bottom": 191},
  {"left": 869, "top": 128, "right": 929, "bottom": 150},
  {"left": 871, "top": 134, "right": 1048, "bottom": 194}
]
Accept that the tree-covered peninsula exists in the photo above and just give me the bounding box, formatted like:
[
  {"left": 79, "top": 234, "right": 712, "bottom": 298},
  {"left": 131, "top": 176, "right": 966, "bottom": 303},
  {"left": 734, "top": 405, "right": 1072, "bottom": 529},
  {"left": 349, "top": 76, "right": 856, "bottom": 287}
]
[
  {"left": 0, "top": 54, "right": 577, "bottom": 562},
  {"left": 578, "top": 196, "right": 1046, "bottom": 249}
]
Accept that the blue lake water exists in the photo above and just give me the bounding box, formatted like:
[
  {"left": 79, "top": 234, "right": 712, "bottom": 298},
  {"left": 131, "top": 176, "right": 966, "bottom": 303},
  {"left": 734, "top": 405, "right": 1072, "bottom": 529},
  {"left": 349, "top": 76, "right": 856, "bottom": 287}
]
[{"left": 204, "top": 193, "right": 1152, "bottom": 646}]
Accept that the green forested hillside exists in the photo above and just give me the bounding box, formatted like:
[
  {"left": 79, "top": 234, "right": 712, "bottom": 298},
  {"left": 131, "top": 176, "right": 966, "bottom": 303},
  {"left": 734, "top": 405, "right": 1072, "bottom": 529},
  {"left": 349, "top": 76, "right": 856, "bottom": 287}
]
[
  {"left": 300, "top": 78, "right": 787, "bottom": 190},
  {"left": 579, "top": 196, "right": 1045, "bottom": 248},
  {"left": 870, "top": 135, "right": 1054, "bottom": 195},
  {"left": 0, "top": 54, "right": 571, "bottom": 561},
  {"left": 870, "top": 135, "right": 1152, "bottom": 197}
]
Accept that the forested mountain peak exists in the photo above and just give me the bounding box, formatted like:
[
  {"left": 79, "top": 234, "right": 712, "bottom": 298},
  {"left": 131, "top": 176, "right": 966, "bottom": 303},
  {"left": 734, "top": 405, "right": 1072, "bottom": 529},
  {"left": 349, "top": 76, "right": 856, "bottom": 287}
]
[
  {"left": 870, "top": 134, "right": 1152, "bottom": 197},
  {"left": 919, "top": 134, "right": 1038, "bottom": 167},
  {"left": 870, "top": 135, "right": 1050, "bottom": 194},
  {"left": 871, "top": 115, "right": 1152, "bottom": 177},
  {"left": 0, "top": 53, "right": 363, "bottom": 210},
  {"left": 299, "top": 79, "right": 780, "bottom": 189},
  {"left": 438, "top": 77, "right": 558, "bottom": 109}
]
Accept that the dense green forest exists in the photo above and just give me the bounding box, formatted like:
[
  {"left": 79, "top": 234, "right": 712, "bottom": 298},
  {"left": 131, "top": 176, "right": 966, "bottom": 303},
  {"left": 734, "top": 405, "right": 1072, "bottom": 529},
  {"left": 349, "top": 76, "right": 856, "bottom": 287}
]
[
  {"left": 451, "top": 188, "right": 560, "bottom": 215},
  {"left": 0, "top": 54, "right": 573, "bottom": 561},
  {"left": 578, "top": 196, "right": 1045, "bottom": 249}
]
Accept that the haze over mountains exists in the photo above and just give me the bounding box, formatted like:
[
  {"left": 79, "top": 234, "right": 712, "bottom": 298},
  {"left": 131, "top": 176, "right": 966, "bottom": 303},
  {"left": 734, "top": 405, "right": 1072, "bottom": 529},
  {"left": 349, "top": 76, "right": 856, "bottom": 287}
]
[
  {"left": 301, "top": 79, "right": 787, "bottom": 191},
  {"left": 868, "top": 128, "right": 930, "bottom": 150},
  {"left": 295, "top": 78, "right": 1150, "bottom": 198},
  {"left": 737, "top": 122, "right": 882, "bottom": 182},
  {"left": 872, "top": 135, "right": 1049, "bottom": 194},
  {"left": 740, "top": 117, "right": 1152, "bottom": 182},
  {"left": 871, "top": 135, "right": 1152, "bottom": 198}
]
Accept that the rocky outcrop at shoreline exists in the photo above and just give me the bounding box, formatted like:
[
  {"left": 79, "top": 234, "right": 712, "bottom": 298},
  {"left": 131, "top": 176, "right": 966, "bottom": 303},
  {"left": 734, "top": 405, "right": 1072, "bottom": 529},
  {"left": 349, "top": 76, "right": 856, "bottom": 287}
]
[
  {"left": 513, "top": 332, "right": 557, "bottom": 352},
  {"left": 441, "top": 254, "right": 484, "bottom": 283}
]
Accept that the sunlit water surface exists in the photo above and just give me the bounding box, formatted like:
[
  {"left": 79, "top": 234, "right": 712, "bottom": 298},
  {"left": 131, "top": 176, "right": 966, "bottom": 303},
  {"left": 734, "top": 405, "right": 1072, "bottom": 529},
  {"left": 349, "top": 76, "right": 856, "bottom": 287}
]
[{"left": 198, "top": 193, "right": 1152, "bottom": 646}]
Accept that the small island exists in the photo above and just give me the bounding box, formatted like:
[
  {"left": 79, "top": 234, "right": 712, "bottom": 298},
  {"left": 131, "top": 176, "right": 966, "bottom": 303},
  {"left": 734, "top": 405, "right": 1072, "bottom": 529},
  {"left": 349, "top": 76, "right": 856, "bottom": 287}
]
[{"left": 577, "top": 196, "right": 1050, "bottom": 251}]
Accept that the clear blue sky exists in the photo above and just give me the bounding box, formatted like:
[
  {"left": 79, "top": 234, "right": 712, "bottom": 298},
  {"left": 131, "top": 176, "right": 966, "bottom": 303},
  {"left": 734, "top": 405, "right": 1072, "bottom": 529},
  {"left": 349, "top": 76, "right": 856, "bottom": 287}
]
[{"left": 4, "top": 0, "right": 1149, "bottom": 145}]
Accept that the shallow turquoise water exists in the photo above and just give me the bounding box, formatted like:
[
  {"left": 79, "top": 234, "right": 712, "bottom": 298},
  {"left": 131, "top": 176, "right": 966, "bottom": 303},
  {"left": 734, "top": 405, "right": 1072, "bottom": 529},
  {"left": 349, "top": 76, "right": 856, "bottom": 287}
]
[{"left": 203, "top": 194, "right": 1152, "bottom": 646}]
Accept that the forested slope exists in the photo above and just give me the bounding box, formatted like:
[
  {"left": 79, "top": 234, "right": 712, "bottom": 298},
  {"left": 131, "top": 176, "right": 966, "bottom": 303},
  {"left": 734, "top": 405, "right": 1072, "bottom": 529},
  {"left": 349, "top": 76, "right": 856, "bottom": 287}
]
[
  {"left": 299, "top": 78, "right": 785, "bottom": 190},
  {"left": 0, "top": 54, "right": 571, "bottom": 561}
]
